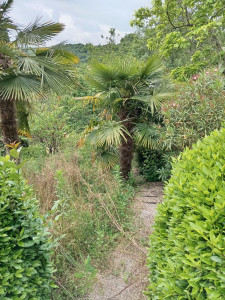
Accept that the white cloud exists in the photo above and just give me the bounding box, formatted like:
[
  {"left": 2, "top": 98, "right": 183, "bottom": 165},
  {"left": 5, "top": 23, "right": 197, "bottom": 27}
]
[
  {"left": 10, "top": 0, "right": 149, "bottom": 45},
  {"left": 56, "top": 14, "right": 93, "bottom": 44}
]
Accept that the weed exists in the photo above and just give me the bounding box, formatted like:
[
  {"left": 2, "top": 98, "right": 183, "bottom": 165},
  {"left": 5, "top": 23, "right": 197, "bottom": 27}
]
[{"left": 22, "top": 141, "right": 134, "bottom": 298}]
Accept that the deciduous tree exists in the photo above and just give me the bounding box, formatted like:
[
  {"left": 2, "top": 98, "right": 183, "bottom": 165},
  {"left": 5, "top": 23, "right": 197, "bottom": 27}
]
[{"left": 131, "top": 0, "right": 225, "bottom": 79}]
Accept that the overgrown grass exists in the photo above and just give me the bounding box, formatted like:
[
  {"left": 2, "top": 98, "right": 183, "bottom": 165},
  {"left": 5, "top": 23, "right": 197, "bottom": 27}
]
[{"left": 22, "top": 138, "right": 134, "bottom": 298}]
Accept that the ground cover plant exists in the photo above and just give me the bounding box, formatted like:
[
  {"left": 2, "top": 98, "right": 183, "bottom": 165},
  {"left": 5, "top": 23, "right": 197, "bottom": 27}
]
[
  {"left": 147, "top": 127, "right": 225, "bottom": 299},
  {"left": 0, "top": 155, "right": 54, "bottom": 299},
  {"left": 22, "top": 135, "right": 134, "bottom": 298}
]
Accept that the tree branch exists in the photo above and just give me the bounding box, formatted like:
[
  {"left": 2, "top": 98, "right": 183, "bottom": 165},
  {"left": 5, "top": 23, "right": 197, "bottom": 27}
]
[
  {"left": 166, "top": 2, "right": 193, "bottom": 29},
  {"left": 210, "top": 6, "right": 225, "bottom": 20}
]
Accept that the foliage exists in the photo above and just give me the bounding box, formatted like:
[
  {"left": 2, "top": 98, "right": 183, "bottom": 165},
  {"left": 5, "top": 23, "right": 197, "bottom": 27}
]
[
  {"left": 160, "top": 68, "right": 225, "bottom": 151},
  {"left": 131, "top": 0, "right": 225, "bottom": 79},
  {"left": 147, "top": 127, "right": 225, "bottom": 299},
  {"left": 155, "top": 152, "right": 173, "bottom": 182},
  {"left": 29, "top": 99, "right": 69, "bottom": 154},
  {"left": 59, "top": 64, "right": 100, "bottom": 133},
  {"left": 22, "top": 137, "right": 134, "bottom": 298},
  {"left": 0, "top": 155, "right": 54, "bottom": 299},
  {"left": 137, "top": 149, "right": 172, "bottom": 182},
  {"left": 63, "top": 32, "right": 150, "bottom": 65},
  {"left": 0, "top": 20, "right": 78, "bottom": 102},
  {"left": 0, "top": 2, "right": 79, "bottom": 146},
  {"left": 81, "top": 55, "right": 169, "bottom": 178}
]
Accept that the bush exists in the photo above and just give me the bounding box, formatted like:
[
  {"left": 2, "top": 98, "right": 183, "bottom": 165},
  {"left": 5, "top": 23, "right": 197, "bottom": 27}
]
[
  {"left": 0, "top": 156, "right": 54, "bottom": 299},
  {"left": 161, "top": 68, "right": 225, "bottom": 151},
  {"left": 137, "top": 149, "right": 170, "bottom": 182},
  {"left": 147, "top": 128, "right": 225, "bottom": 299},
  {"left": 30, "top": 100, "right": 69, "bottom": 154}
]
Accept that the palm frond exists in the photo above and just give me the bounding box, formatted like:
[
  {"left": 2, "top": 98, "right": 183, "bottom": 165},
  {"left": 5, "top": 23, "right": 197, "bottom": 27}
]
[
  {"left": 0, "top": 42, "right": 22, "bottom": 59},
  {"left": 88, "top": 62, "right": 118, "bottom": 89},
  {"left": 113, "top": 58, "right": 139, "bottom": 80},
  {"left": 17, "top": 56, "right": 44, "bottom": 76},
  {"left": 95, "top": 146, "right": 119, "bottom": 169},
  {"left": 0, "top": 0, "right": 14, "bottom": 12},
  {"left": 134, "top": 123, "right": 161, "bottom": 149},
  {"left": 41, "top": 67, "right": 76, "bottom": 94},
  {"left": 0, "top": 0, "right": 16, "bottom": 41},
  {"left": 16, "top": 18, "right": 65, "bottom": 46},
  {"left": 139, "top": 54, "right": 163, "bottom": 79},
  {"left": 84, "top": 120, "right": 130, "bottom": 148},
  {"left": 132, "top": 89, "right": 172, "bottom": 114},
  {"left": 0, "top": 73, "right": 41, "bottom": 100},
  {"left": 16, "top": 100, "right": 31, "bottom": 133},
  {"left": 36, "top": 48, "right": 79, "bottom": 64}
]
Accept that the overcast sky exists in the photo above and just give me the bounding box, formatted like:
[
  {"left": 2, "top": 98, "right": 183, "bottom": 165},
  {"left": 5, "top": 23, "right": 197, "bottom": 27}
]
[{"left": 9, "top": 0, "right": 149, "bottom": 45}]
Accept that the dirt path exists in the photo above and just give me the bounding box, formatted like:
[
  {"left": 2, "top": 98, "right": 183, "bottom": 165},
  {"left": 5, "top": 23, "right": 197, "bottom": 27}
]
[{"left": 87, "top": 182, "right": 163, "bottom": 300}]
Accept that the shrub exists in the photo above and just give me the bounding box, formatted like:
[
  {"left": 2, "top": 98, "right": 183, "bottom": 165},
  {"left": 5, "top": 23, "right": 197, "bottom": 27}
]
[
  {"left": 161, "top": 68, "right": 225, "bottom": 151},
  {"left": 30, "top": 100, "right": 69, "bottom": 154},
  {"left": 137, "top": 149, "right": 170, "bottom": 182},
  {"left": 0, "top": 156, "right": 54, "bottom": 299},
  {"left": 147, "top": 128, "right": 225, "bottom": 299}
]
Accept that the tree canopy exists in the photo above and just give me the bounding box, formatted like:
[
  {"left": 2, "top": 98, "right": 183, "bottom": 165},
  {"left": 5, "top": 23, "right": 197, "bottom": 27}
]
[{"left": 131, "top": 0, "right": 225, "bottom": 79}]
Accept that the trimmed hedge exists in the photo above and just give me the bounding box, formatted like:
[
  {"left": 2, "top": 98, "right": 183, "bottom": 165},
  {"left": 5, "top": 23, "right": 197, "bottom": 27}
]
[
  {"left": 0, "top": 156, "right": 54, "bottom": 299},
  {"left": 147, "top": 128, "right": 225, "bottom": 299}
]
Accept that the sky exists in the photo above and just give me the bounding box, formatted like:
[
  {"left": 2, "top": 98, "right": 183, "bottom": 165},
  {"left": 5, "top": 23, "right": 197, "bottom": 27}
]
[{"left": 9, "top": 0, "right": 150, "bottom": 45}]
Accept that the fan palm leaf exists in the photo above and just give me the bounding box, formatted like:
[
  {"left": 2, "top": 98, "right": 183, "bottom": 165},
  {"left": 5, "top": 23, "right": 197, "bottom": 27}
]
[
  {"left": 138, "top": 54, "right": 163, "bottom": 79},
  {"left": 84, "top": 120, "right": 130, "bottom": 148},
  {"left": 0, "top": 73, "right": 41, "bottom": 100},
  {"left": 15, "top": 18, "right": 65, "bottom": 46},
  {"left": 94, "top": 146, "right": 119, "bottom": 169},
  {"left": 134, "top": 123, "right": 161, "bottom": 149},
  {"left": 0, "top": 42, "right": 23, "bottom": 59}
]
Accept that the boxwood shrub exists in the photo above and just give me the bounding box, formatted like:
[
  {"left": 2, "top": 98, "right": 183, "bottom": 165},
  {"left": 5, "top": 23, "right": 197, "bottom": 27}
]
[
  {"left": 147, "top": 128, "right": 225, "bottom": 299},
  {"left": 0, "top": 156, "right": 54, "bottom": 299}
]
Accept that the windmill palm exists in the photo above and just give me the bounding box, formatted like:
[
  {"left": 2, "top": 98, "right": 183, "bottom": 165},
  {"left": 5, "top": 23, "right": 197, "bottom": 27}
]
[
  {"left": 82, "top": 56, "right": 170, "bottom": 179},
  {"left": 0, "top": 1, "right": 79, "bottom": 150}
]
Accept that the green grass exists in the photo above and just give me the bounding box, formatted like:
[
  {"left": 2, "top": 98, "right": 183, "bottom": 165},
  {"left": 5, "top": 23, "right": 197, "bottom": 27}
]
[{"left": 22, "top": 136, "right": 134, "bottom": 298}]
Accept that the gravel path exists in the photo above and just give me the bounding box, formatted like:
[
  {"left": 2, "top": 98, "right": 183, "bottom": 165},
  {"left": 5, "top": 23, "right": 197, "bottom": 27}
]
[{"left": 87, "top": 182, "right": 163, "bottom": 300}]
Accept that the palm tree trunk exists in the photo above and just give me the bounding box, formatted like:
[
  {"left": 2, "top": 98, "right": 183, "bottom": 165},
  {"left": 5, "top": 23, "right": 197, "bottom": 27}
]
[
  {"left": 0, "top": 99, "right": 19, "bottom": 153},
  {"left": 119, "top": 109, "right": 135, "bottom": 180}
]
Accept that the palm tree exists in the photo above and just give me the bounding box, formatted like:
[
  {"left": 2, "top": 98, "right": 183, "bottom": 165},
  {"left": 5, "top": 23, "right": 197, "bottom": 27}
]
[
  {"left": 0, "top": 0, "right": 78, "bottom": 150},
  {"left": 81, "top": 56, "right": 170, "bottom": 179}
]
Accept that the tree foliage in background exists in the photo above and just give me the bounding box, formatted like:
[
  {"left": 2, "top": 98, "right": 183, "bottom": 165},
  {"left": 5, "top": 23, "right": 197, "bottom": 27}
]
[
  {"left": 131, "top": 0, "right": 225, "bottom": 79},
  {"left": 159, "top": 68, "right": 225, "bottom": 151},
  {"left": 63, "top": 31, "right": 150, "bottom": 64}
]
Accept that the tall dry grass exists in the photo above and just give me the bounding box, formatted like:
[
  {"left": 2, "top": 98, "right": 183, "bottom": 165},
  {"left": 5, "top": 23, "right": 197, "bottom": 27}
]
[{"left": 22, "top": 148, "right": 134, "bottom": 298}]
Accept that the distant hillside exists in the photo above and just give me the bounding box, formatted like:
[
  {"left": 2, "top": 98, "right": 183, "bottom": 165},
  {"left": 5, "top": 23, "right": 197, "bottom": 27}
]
[
  {"left": 63, "top": 43, "right": 90, "bottom": 62},
  {"left": 63, "top": 33, "right": 150, "bottom": 63}
]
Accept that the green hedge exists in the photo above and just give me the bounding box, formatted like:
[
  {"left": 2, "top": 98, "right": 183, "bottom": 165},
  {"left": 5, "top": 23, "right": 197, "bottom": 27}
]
[
  {"left": 147, "top": 128, "right": 225, "bottom": 299},
  {"left": 0, "top": 156, "right": 54, "bottom": 299}
]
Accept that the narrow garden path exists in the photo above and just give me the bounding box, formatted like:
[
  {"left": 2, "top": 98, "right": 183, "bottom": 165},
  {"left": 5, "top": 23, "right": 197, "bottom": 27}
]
[{"left": 88, "top": 182, "right": 163, "bottom": 300}]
